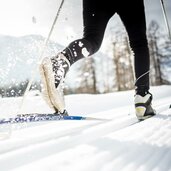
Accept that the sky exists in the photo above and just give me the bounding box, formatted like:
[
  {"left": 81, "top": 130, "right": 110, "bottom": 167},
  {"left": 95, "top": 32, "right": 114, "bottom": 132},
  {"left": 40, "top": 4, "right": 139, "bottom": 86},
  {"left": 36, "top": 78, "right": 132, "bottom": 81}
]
[
  {"left": 0, "top": 0, "right": 170, "bottom": 49},
  {"left": 0, "top": 0, "right": 82, "bottom": 45}
]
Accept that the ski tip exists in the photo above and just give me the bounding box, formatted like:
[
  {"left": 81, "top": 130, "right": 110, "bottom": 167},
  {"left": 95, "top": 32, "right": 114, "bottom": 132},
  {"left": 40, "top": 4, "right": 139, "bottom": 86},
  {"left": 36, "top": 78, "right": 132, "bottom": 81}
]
[
  {"left": 84, "top": 117, "right": 109, "bottom": 121},
  {"left": 63, "top": 116, "right": 108, "bottom": 121}
]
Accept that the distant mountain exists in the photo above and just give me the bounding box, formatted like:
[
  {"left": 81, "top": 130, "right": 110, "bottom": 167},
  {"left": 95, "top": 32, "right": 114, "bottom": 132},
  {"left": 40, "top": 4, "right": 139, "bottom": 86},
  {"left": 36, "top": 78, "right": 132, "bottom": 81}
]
[{"left": 0, "top": 34, "right": 64, "bottom": 86}]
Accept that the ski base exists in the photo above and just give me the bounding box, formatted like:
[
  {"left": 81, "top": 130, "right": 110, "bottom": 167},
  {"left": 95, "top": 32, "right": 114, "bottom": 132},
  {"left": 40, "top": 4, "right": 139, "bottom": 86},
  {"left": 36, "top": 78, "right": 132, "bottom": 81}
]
[
  {"left": 0, "top": 114, "right": 86, "bottom": 124},
  {"left": 0, "top": 112, "right": 106, "bottom": 125}
]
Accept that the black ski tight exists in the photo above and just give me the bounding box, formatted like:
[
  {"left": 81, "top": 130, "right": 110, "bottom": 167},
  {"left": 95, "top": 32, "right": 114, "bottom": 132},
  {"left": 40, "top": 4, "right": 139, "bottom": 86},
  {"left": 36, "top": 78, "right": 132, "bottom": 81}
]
[{"left": 62, "top": 0, "right": 150, "bottom": 90}]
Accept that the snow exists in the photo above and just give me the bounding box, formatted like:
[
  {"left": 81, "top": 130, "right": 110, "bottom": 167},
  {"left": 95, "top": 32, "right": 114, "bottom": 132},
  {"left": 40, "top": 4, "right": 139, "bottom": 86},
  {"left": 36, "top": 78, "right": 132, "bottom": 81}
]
[{"left": 0, "top": 85, "right": 171, "bottom": 171}]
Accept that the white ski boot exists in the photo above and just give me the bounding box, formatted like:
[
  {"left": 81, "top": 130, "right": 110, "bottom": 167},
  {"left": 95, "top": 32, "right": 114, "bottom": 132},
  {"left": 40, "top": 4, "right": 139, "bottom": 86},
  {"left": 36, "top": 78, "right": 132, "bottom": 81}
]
[
  {"left": 134, "top": 92, "right": 156, "bottom": 121},
  {"left": 39, "top": 53, "right": 70, "bottom": 113}
]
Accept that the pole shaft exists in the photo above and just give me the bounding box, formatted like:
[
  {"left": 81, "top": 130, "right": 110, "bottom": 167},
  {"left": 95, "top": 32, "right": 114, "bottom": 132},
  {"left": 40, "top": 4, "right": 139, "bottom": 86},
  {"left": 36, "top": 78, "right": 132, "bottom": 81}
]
[
  {"left": 18, "top": 0, "right": 65, "bottom": 113},
  {"left": 160, "top": 0, "right": 171, "bottom": 40}
]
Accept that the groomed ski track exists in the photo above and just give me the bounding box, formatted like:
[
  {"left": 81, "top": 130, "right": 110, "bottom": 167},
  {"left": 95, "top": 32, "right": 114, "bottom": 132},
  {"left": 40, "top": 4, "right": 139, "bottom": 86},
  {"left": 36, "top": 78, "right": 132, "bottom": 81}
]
[{"left": 0, "top": 85, "right": 171, "bottom": 171}]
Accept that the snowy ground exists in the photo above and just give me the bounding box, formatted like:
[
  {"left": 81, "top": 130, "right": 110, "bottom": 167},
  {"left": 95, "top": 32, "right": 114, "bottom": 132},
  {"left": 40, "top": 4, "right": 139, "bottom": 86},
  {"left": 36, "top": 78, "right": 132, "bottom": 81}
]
[{"left": 0, "top": 85, "right": 171, "bottom": 171}]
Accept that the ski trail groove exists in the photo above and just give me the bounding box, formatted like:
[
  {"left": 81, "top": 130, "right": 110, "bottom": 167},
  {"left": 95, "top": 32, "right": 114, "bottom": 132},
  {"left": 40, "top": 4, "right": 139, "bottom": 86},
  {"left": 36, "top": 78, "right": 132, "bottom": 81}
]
[{"left": 0, "top": 99, "right": 170, "bottom": 170}]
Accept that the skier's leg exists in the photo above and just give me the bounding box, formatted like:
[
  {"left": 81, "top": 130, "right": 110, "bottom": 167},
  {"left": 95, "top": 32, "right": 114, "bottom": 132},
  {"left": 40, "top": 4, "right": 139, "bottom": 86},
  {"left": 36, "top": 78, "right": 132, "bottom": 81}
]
[
  {"left": 40, "top": 0, "right": 114, "bottom": 112},
  {"left": 118, "top": 0, "right": 156, "bottom": 120},
  {"left": 118, "top": 0, "right": 150, "bottom": 92},
  {"left": 62, "top": 0, "right": 114, "bottom": 64}
]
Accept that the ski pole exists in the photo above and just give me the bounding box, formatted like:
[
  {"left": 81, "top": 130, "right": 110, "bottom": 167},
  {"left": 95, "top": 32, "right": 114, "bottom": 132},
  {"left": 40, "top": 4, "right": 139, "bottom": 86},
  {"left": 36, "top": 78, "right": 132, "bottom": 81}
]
[
  {"left": 18, "top": 0, "right": 65, "bottom": 114},
  {"left": 160, "top": 0, "right": 171, "bottom": 40}
]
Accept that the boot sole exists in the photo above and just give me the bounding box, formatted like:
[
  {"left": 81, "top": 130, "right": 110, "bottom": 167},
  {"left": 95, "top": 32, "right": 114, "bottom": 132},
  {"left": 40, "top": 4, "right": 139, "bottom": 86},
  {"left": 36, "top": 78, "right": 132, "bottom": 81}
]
[
  {"left": 40, "top": 57, "right": 65, "bottom": 113},
  {"left": 39, "top": 62, "right": 56, "bottom": 111}
]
